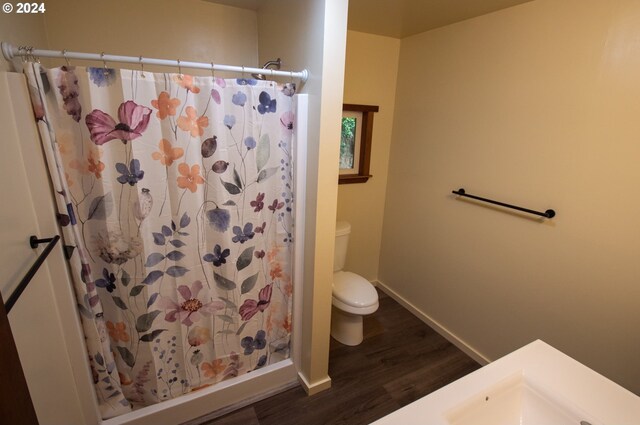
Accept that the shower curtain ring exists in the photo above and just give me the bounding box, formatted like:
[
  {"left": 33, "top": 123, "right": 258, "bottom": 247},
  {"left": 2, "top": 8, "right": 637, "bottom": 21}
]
[
  {"left": 177, "top": 59, "right": 183, "bottom": 79},
  {"left": 242, "top": 65, "right": 246, "bottom": 76},
  {"left": 18, "top": 46, "right": 26, "bottom": 63},
  {"left": 101, "top": 52, "right": 109, "bottom": 76},
  {"left": 210, "top": 62, "right": 215, "bottom": 78},
  {"left": 139, "top": 56, "right": 145, "bottom": 78},
  {"left": 62, "top": 49, "right": 70, "bottom": 66},
  {"left": 290, "top": 70, "right": 294, "bottom": 83},
  {"left": 26, "top": 47, "right": 34, "bottom": 63}
]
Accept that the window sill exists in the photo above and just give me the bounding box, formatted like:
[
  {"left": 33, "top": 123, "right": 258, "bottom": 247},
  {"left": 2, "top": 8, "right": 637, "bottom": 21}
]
[{"left": 338, "top": 174, "right": 372, "bottom": 185}]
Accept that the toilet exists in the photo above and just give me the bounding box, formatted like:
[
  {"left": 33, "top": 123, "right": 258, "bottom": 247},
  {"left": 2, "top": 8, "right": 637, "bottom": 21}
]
[{"left": 331, "top": 221, "right": 379, "bottom": 346}]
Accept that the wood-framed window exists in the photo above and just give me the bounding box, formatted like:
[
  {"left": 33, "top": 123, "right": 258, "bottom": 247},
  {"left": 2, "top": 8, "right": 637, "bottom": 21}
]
[{"left": 339, "top": 104, "right": 378, "bottom": 184}]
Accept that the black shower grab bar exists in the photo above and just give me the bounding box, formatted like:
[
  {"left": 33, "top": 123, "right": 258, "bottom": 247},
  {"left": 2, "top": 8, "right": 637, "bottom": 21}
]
[
  {"left": 452, "top": 188, "right": 556, "bottom": 219},
  {"left": 5, "top": 235, "right": 60, "bottom": 314}
]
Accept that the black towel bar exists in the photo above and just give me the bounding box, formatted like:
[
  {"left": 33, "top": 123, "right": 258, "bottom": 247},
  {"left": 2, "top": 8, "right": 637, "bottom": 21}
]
[
  {"left": 452, "top": 188, "right": 555, "bottom": 219},
  {"left": 5, "top": 235, "right": 60, "bottom": 314}
]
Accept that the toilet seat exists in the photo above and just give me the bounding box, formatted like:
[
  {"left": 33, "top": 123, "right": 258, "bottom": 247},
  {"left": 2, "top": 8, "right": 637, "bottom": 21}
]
[{"left": 332, "top": 271, "right": 379, "bottom": 315}]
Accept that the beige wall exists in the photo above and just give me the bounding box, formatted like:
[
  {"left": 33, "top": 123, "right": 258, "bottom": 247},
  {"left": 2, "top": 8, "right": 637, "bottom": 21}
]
[
  {"left": 337, "top": 31, "right": 400, "bottom": 281},
  {"left": 379, "top": 0, "right": 640, "bottom": 395},
  {"left": 0, "top": 10, "right": 49, "bottom": 71},
  {"left": 259, "top": 0, "right": 348, "bottom": 393},
  {"left": 42, "top": 0, "right": 258, "bottom": 74}
]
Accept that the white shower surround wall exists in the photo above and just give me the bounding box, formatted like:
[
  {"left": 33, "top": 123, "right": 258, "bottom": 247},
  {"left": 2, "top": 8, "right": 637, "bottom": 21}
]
[{"left": 90, "top": 94, "right": 309, "bottom": 425}]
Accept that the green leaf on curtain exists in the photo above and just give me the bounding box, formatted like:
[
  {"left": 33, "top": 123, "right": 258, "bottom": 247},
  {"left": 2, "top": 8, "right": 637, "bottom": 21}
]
[
  {"left": 166, "top": 266, "right": 189, "bottom": 277},
  {"left": 139, "top": 329, "right": 167, "bottom": 342},
  {"left": 112, "top": 296, "right": 128, "bottom": 310},
  {"left": 153, "top": 232, "right": 166, "bottom": 245},
  {"left": 233, "top": 167, "right": 243, "bottom": 189},
  {"left": 129, "top": 285, "right": 145, "bottom": 297},
  {"left": 116, "top": 346, "right": 135, "bottom": 368},
  {"left": 236, "top": 321, "right": 249, "bottom": 335},
  {"left": 257, "top": 167, "right": 279, "bottom": 183},
  {"left": 256, "top": 134, "right": 270, "bottom": 171},
  {"left": 219, "top": 297, "right": 237, "bottom": 310},
  {"left": 169, "top": 239, "right": 187, "bottom": 248},
  {"left": 237, "top": 246, "right": 254, "bottom": 271},
  {"left": 214, "top": 272, "right": 236, "bottom": 290},
  {"left": 218, "top": 314, "right": 235, "bottom": 323},
  {"left": 166, "top": 250, "right": 185, "bottom": 261},
  {"left": 136, "top": 310, "right": 161, "bottom": 333},
  {"left": 179, "top": 212, "right": 191, "bottom": 229},
  {"left": 144, "top": 252, "right": 165, "bottom": 267},
  {"left": 77, "top": 303, "right": 92, "bottom": 319},
  {"left": 87, "top": 193, "right": 113, "bottom": 220},
  {"left": 142, "top": 270, "right": 164, "bottom": 285},
  {"left": 220, "top": 179, "right": 241, "bottom": 195},
  {"left": 241, "top": 272, "right": 259, "bottom": 294},
  {"left": 121, "top": 270, "right": 130, "bottom": 287}
]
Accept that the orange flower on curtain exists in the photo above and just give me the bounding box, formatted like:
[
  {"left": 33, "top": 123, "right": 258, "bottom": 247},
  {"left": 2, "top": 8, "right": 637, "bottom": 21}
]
[
  {"left": 151, "top": 91, "right": 181, "bottom": 120},
  {"left": 174, "top": 74, "right": 201, "bottom": 93},
  {"left": 107, "top": 321, "right": 130, "bottom": 342},
  {"left": 151, "top": 139, "right": 184, "bottom": 166},
  {"left": 177, "top": 163, "right": 205, "bottom": 192},
  {"left": 177, "top": 106, "right": 209, "bottom": 137},
  {"left": 201, "top": 359, "right": 225, "bottom": 378},
  {"left": 87, "top": 149, "right": 105, "bottom": 178}
]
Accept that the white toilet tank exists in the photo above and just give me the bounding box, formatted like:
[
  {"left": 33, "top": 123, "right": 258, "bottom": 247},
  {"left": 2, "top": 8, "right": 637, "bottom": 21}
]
[{"left": 334, "top": 221, "right": 351, "bottom": 272}]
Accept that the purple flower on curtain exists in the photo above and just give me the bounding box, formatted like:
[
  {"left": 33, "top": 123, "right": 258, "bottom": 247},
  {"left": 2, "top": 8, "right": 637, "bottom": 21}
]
[
  {"left": 85, "top": 100, "right": 152, "bottom": 145},
  {"left": 255, "top": 355, "right": 267, "bottom": 369},
  {"left": 281, "top": 83, "right": 296, "bottom": 97},
  {"left": 232, "top": 223, "right": 255, "bottom": 244},
  {"left": 232, "top": 91, "right": 247, "bottom": 106},
  {"left": 223, "top": 115, "right": 236, "bottom": 129},
  {"left": 215, "top": 77, "right": 226, "bottom": 88},
  {"left": 158, "top": 280, "right": 224, "bottom": 326},
  {"left": 244, "top": 136, "right": 256, "bottom": 150},
  {"left": 257, "top": 91, "right": 277, "bottom": 115},
  {"left": 116, "top": 159, "right": 144, "bottom": 186},
  {"left": 239, "top": 284, "right": 272, "bottom": 321},
  {"left": 240, "top": 330, "right": 266, "bottom": 355},
  {"left": 236, "top": 78, "right": 257, "bottom": 86},
  {"left": 211, "top": 89, "right": 221, "bottom": 104},
  {"left": 250, "top": 193, "right": 264, "bottom": 212},
  {"left": 280, "top": 111, "right": 294, "bottom": 135},
  {"left": 57, "top": 66, "right": 82, "bottom": 122},
  {"left": 95, "top": 268, "right": 116, "bottom": 292},
  {"left": 88, "top": 67, "right": 116, "bottom": 87},
  {"left": 205, "top": 208, "right": 231, "bottom": 232},
  {"left": 202, "top": 244, "right": 230, "bottom": 267}
]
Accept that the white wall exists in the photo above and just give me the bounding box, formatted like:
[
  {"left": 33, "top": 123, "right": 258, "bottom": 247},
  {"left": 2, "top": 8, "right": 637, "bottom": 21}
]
[
  {"left": 337, "top": 31, "right": 400, "bottom": 282},
  {"left": 258, "top": 0, "right": 348, "bottom": 393},
  {"left": 379, "top": 0, "right": 640, "bottom": 395}
]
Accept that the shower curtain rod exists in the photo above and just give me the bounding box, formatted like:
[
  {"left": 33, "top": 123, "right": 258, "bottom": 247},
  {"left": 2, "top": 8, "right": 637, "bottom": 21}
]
[{"left": 1, "top": 42, "right": 309, "bottom": 82}]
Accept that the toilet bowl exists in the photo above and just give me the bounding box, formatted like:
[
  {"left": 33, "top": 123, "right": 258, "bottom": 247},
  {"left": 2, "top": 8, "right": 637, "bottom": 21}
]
[{"left": 331, "top": 221, "right": 379, "bottom": 346}]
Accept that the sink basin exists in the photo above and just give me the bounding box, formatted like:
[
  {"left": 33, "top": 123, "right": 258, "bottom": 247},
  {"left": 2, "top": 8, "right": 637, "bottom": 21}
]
[
  {"left": 446, "top": 372, "right": 600, "bottom": 425},
  {"left": 371, "top": 340, "right": 640, "bottom": 425}
]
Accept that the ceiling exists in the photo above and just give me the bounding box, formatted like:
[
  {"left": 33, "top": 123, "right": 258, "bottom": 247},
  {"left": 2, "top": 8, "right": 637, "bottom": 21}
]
[{"left": 204, "top": 0, "right": 535, "bottom": 39}]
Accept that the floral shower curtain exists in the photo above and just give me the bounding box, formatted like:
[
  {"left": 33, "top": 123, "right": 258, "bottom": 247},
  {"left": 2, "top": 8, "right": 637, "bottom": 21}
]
[{"left": 24, "top": 63, "right": 295, "bottom": 419}]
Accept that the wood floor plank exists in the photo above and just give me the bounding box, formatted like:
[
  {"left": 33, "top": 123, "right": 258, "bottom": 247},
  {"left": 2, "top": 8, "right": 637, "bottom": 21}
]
[{"left": 201, "top": 289, "right": 480, "bottom": 425}]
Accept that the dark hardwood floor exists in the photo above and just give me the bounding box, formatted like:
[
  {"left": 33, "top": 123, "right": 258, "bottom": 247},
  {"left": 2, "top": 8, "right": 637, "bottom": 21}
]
[{"left": 201, "top": 289, "right": 480, "bottom": 425}]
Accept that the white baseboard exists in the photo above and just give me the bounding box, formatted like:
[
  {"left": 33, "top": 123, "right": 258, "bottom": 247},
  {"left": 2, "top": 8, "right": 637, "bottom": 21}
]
[
  {"left": 297, "top": 372, "right": 332, "bottom": 396},
  {"left": 373, "top": 280, "right": 490, "bottom": 366}
]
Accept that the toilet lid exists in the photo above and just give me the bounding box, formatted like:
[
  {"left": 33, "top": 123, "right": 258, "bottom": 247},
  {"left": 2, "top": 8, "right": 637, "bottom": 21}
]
[{"left": 333, "top": 271, "right": 378, "bottom": 308}]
